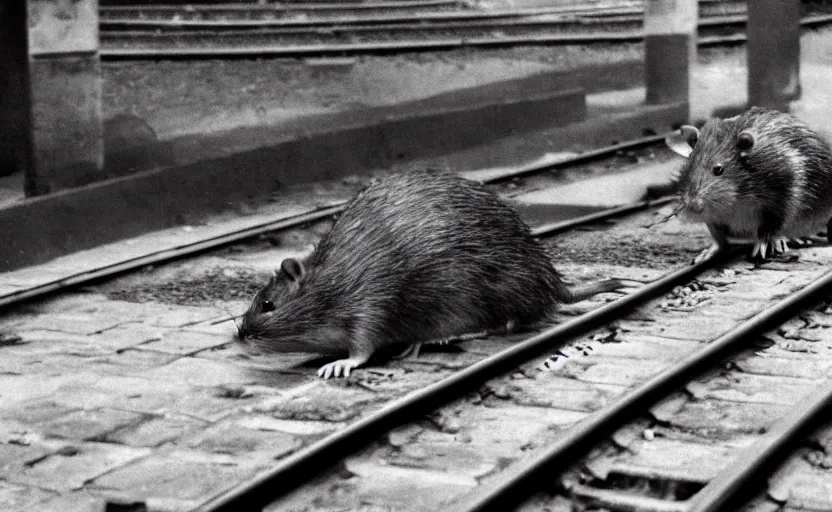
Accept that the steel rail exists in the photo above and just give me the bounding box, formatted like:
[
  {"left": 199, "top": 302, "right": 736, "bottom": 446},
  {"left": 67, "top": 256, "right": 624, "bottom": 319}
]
[
  {"left": 98, "top": 10, "right": 751, "bottom": 31},
  {"left": 685, "top": 376, "right": 832, "bottom": 512},
  {"left": 98, "top": 17, "right": 643, "bottom": 44},
  {"left": 99, "top": 7, "right": 575, "bottom": 28},
  {"left": 448, "top": 265, "right": 832, "bottom": 512},
  {"left": 98, "top": 0, "right": 746, "bottom": 21},
  {"left": 98, "top": 12, "right": 832, "bottom": 60},
  {"left": 194, "top": 251, "right": 727, "bottom": 512},
  {"left": 99, "top": 32, "right": 646, "bottom": 59},
  {"left": 0, "top": 135, "right": 668, "bottom": 310},
  {"left": 0, "top": 205, "right": 343, "bottom": 311},
  {"left": 487, "top": 133, "right": 667, "bottom": 185},
  {"left": 100, "top": 0, "right": 462, "bottom": 13},
  {"left": 530, "top": 196, "right": 675, "bottom": 237}
]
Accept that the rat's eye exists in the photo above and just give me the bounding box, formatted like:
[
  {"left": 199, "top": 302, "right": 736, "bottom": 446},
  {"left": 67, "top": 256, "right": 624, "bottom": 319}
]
[
  {"left": 262, "top": 300, "right": 275, "bottom": 312},
  {"left": 712, "top": 164, "right": 724, "bottom": 176}
]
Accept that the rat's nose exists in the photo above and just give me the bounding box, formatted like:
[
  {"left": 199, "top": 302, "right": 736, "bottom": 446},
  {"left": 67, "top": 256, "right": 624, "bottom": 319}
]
[{"left": 687, "top": 197, "right": 705, "bottom": 214}]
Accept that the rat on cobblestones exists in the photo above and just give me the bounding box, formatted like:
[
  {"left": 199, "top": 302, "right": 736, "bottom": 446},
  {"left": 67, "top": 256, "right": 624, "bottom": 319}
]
[
  {"left": 236, "top": 169, "right": 623, "bottom": 379},
  {"left": 665, "top": 106, "right": 832, "bottom": 263}
]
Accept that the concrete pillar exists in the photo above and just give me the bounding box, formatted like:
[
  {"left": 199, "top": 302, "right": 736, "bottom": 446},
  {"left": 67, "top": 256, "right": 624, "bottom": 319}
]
[
  {"left": 0, "top": 1, "right": 34, "bottom": 178},
  {"left": 747, "top": 0, "right": 801, "bottom": 111},
  {"left": 26, "top": 0, "right": 104, "bottom": 196},
  {"left": 643, "top": 0, "right": 697, "bottom": 110}
]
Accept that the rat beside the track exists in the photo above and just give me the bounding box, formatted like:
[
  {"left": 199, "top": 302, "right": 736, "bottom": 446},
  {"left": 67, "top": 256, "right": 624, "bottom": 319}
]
[{"left": 237, "top": 169, "right": 622, "bottom": 378}]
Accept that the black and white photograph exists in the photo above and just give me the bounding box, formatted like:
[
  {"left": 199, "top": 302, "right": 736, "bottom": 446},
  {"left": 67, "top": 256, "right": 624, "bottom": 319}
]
[{"left": 1, "top": 0, "right": 832, "bottom": 510}]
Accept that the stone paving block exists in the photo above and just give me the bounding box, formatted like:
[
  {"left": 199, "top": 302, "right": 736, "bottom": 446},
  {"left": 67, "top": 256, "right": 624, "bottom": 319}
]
[
  {"left": 37, "top": 408, "right": 148, "bottom": 441},
  {"left": 0, "top": 398, "right": 80, "bottom": 424},
  {"left": 0, "top": 434, "right": 73, "bottom": 480},
  {"left": 44, "top": 374, "right": 159, "bottom": 411},
  {"left": 249, "top": 382, "right": 387, "bottom": 422},
  {"left": 139, "top": 356, "right": 260, "bottom": 387},
  {"left": 0, "top": 373, "right": 81, "bottom": 409},
  {"left": 652, "top": 399, "right": 788, "bottom": 434},
  {"left": 0, "top": 352, "right": 34, "bottom": 375},
  {"left": 603, "top": 437, "right": 752, "bottom": 484},
  {"left": 5, "top": 331, "right": 110, "bottom": 358},
  {"left": 11, "top": 313, "right": 132, "bottom": 335},
  {"left": 455, "top": 334, "right": 528, "bottom": 355},
  {"left": 84, "top": 349, "right": 180, "bottom": 374},
  {"left": 182, "top": 318, "right": 238, "bottom": 337},
  {"left": 142, "top": 383, "right": 258, "bottom": 423},
  {"left": 106, "top": 414, "right": 206, "bottom": 448},
  {"left": 789, "top": 246, "right": 832, "bottom": 265},
  {"left": 571, "top": 357, "right": 669, "bottom": 387},
  {"left": 133, "top": 330, "right": 230, "bottom": 356},
  {"left": 0, "top": 480, "right": 55, "bottom": 512},
  {"left": 88, "top": 450, "right": 262, "bottom": 503},
  {"left": 8, "top": 441, "right": 150, "bottom": 492},
  {"left": 343, "top": 458, "right": 478, "bottom": 512},
  {"left": 690, "top": 297, "right": 770, "bottom": 320},
  {"left": 142, "top": 305, "right": 226, "bottom": 328},
  {"left": 381, "top": 440, "right": 499, "bottom": 479},
  {"left": 431, "top": 403, "right": 587, "bottom": 458},
  {"left": 567, "top": 334, "right": 699, "bottom": 360},
  {"left": 762, "top": 335, "right": 832, "bottom": 358},
  {"left": 177, "top": 416, "right": 301, "bottom": 461},
  {"left": 398, "top": 347, "right": 486, "bottom": 370},
  {"left": 732, "top": 353, "right": 832, "bottom": 378},
  {"left": 57, "top": 374, "right": 249, "bottom": 422},
  {"left": 85, "top": 325, "right": 165, "bottom": 352},
  {"left": 23, "top": 492, "right": 106, "bottom": 512},
  {"left": 347, "top": 367, "right": 456, "bottom": 396},
  {"left": 2, "top": 352, "right": 111, "bottom": 378},
  {"left": 236, "top": 415, "right": 344, "bottom": 436},
  {"left": 621, "top": 315, "right": 738, "bottom": 342},
  {"left": 136, "top": 355, "right": 305, "bottom": 400},
  {"left": 499, "top": 374, "right": 622, "bottom": 412},
  {"left": 686, "top": 373, "right": 819, "bottom": 405}
]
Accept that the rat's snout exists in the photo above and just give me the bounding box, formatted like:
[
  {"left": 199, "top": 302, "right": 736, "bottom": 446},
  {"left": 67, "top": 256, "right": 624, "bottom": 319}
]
[{"left": 687, "top": 197, "right": 706, "bottom": 214}]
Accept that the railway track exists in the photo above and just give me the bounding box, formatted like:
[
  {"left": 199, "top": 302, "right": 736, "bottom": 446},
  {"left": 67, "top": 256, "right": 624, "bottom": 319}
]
[
  {"left": 194, "top": 217, "right": 832, "bottom": 511},
  {"left": 97, "top": 2, "right": 832, "bottom": 59},
  {"left": 99, "top": 0, "right": 469, "bottom": 22},
  {"left": 4, "top": 135, "right": 832, "bottom": 511}
]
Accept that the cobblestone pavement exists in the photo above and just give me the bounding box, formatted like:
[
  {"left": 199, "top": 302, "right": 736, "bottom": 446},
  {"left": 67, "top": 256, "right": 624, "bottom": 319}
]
[{"left": 2, "top": 198, "right": 832, "bottom": 511}]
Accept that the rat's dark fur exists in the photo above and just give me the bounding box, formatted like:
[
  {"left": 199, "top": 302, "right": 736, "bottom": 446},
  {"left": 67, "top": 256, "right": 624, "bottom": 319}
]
[
  {"left": 237, "top": 169, "right": 621, "bottom": 378},
  {"left": 667, "top": 107, "right": 832, "bottom": 260}
]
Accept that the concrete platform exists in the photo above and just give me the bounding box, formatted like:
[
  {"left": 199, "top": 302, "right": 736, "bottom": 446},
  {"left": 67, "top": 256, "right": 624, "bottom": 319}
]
[{"left": 0, "top": 77, "right": 690, "bottom": 272}]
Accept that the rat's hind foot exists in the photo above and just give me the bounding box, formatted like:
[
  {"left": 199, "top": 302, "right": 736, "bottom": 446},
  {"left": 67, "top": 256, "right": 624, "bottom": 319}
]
[
  {"left": 750, "top": 238, "right": 798, "bottom": 262},
  {"left": 317, "top": 354, "right": 371, "bottom": 379}
]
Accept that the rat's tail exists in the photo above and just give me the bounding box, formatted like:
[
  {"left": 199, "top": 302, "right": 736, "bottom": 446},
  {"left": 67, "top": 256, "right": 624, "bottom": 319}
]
[{"left": 564, "top": 278, "right": 625, "bottom": 303}]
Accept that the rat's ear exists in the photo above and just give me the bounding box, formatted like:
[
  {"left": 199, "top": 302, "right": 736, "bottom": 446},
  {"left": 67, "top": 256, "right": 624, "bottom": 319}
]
[
  {"left": 665, "top": 125, "right": 699, "bottom": 158},
  {"left": 280, "top": 258, "right": 306, "bottom": 282},
  {"left": 737, "top": 131, "right": 755, "bottom": 158}
]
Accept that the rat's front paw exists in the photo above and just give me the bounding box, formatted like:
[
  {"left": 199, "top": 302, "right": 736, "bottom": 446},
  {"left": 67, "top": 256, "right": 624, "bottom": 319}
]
[{"left": 317, "top": 358, "right": 362, "bottom": 379}]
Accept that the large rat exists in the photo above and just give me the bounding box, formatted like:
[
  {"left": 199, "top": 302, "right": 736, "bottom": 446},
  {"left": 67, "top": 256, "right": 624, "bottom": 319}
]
[
  {"left": 237, "top": 169, "right": 622, "bottom": 379},
  {"left": 665, "top": 106, "right": 832, "bottom": 262}
]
